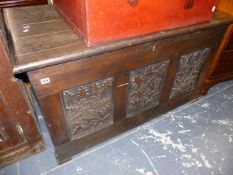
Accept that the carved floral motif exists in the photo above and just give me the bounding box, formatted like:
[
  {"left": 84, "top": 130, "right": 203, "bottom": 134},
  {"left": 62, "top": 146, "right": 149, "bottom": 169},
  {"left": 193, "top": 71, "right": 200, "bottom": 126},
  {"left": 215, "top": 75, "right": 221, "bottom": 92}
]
[
  {"left": 127, "top": 61, "right": 169, "bottom": 117},
  {"left": 170, "top": 48, "right": 210, "bottom": 98},
  {"left": 62, "top": 77, "right": 113, "bottom": 139}
]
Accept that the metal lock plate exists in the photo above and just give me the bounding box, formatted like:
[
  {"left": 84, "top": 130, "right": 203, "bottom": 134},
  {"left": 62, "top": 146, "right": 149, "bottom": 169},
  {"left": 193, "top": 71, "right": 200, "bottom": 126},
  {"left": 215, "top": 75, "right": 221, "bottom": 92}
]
[{"left": 184, "top": 0, "right": 194, "bottom": 9}]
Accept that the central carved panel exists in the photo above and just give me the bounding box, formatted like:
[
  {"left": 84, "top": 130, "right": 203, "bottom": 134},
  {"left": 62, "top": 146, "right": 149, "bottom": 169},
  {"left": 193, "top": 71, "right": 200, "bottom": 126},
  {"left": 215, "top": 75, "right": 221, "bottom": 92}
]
[
  {"left": 62, "top": 77, "right": 113, "bottom": 139},
  {"left": 170, "top": 48, "right": 210, "bottom": 98},
  {"left": 127, "top": 61, "right": 169, "bottom": 117}
]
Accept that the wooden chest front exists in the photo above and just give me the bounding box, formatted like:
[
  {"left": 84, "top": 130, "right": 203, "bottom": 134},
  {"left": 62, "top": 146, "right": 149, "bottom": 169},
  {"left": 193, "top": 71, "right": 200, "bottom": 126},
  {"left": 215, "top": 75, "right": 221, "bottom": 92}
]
[
  {"left": 28, "top": 26, "right": 226, "bottom": 163},
  {"left": 3, "top": 5, "right": 232, "bottom": 164}
]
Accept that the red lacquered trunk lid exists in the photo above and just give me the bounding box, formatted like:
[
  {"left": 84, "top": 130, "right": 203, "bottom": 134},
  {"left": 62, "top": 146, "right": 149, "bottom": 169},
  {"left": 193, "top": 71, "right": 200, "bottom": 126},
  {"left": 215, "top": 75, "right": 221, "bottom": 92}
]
[{"left": 54, "top": 0, "right": 219, "bottom": 46}]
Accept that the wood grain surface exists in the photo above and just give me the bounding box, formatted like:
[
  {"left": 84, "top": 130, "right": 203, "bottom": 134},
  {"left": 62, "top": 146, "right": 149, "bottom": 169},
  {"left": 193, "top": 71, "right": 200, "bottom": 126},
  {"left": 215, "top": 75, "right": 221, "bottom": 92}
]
[
  {"left": 4, "top": 5, "right": 233, "bottom": 164},
  {"left": 201, "top": 0, "right": 233, "bottom": 94},
  {"left": 0, "top": 27, "right": 44, "bottom": 167},
  {"left": 3, "top": 5, "right": 233, "bottom": 73}
]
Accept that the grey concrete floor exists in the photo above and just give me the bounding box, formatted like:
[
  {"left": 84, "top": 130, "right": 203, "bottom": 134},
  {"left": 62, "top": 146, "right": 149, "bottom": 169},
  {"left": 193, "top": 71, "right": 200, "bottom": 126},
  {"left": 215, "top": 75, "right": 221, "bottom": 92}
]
[{"left": 1, "top": 80, "right": 233, "bottom": 175}]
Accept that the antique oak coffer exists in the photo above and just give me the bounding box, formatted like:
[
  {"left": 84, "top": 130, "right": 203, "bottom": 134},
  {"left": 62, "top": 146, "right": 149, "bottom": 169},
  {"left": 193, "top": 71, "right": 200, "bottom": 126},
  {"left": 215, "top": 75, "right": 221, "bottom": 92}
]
[
  {"left": 54, "top": 0, "right": 220, "bottom": 46},
  {"left": 3, "top": 5, "right": 233, "bottom": 163}
]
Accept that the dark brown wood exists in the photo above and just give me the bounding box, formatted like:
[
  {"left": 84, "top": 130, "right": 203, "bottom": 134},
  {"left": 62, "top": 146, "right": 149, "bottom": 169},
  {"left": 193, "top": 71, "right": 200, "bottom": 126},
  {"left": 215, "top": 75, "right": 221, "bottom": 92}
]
[
  {"left": 0, "top": 27, "right": 44, "bottom": 167},
  {"left": 159, "top": 58, "right": 180, "bottom": 102},
  {"left": 4, "top": 5, "right": 233, "bottom": 164},
  {"left": 56, "top": 89, "right": 200, "bottom": 163},
  {"left": 0, "top": 0, "right": 47, "bottom": 8},
  {"left": 201, "top": 0, "right": 233, "bottom": 94},
  {"left": 55, "top": 99, "right": 183, "bottom": 163},
  {"left": 28, "top": 26, "right": 226, "bottom": 99},
  {"left": 3, "top": 5, "right": 233, "bottom": 74},
  {"left": 127, "top": 61, "right": 169, "bottom": 117},
  {"left": 27, "top": 26, "right": 227, "bottom": 163},
  {"left": 211, "top": 51, "right": 233, "bottom": 76},
  {"left": 114, "top": 73, "right": 130, "bottom": 122},
  {"left": 201, "top": 24, "right": 233, "bottom": 94},
  {"left": 62, "top": 77, "right": 114, "bottom": 140},
  {"left": 39, "top": 94, "right": 70, "bottom": 146},
  {"left": 0, "top": 93, "right": 23, "bottom": 150}
]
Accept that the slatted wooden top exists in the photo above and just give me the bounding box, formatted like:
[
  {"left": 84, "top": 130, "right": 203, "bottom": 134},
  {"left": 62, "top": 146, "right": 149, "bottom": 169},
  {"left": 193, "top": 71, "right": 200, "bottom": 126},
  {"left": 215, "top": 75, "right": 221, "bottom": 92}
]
[{"left": 3, "top": 5, "right": 233, "bottom": 74}]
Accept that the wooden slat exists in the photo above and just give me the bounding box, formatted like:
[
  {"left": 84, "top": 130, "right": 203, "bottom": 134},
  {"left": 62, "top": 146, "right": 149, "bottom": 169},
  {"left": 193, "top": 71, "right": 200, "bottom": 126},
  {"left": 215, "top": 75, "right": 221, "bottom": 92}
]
[
  {"left": 15, "top": 30, "right": 80, "bottom": 55},
  {"left": 0, "top": 0, "right": 47, "bottom": 8},
  {"left": 4, "top": 5, "right": 54, "bottom": 17},
  {"left": 113, "top": 73, "right": 130, "bottom": 122},
  {"left": 15, "top": 42, "right": 86, "bottom": 65},
  {"left": 4, "top": 8, "right": 59, "bottom": 26},
  {"left": 17, "top": 25, "right": 222, "bottom": 73},
  {"left": 11, "top": 20, "right": 69, "bottom": 40}
]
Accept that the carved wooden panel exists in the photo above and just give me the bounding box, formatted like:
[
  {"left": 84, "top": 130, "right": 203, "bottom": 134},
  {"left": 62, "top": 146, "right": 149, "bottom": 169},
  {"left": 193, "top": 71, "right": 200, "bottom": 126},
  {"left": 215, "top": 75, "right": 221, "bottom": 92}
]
[
  {"left": 127, "top": 61, "right": 169, "bottom": 117},
  {"left": 62, "top": 77, "right": 114, "bottom": 139},
  {"left": 170, "top": 48, "right": 210, "bottom": 98}
]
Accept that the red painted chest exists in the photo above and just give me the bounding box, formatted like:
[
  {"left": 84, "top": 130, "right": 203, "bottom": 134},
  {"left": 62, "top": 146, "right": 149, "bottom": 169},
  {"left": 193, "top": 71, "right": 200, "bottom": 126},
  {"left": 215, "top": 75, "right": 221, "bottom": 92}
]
[{"left": 54, "top": 0, "right": 219, "bottom": 46}]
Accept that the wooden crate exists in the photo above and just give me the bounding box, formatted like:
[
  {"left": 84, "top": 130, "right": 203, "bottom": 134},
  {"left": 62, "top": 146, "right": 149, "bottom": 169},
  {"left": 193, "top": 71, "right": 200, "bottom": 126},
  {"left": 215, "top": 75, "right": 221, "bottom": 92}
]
[
  {"left": 3, "top": 5, "right": 233, "bottom": 164},
  {"left": 53, "top": 0, "right": 220, "bottom": 46}
]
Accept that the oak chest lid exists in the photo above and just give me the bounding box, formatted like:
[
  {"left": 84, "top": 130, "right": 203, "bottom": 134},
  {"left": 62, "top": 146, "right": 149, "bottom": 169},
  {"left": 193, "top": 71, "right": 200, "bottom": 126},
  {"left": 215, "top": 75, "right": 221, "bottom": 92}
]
[{"left": 3, "top": 5, "right": 233, "bottom": 74}]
